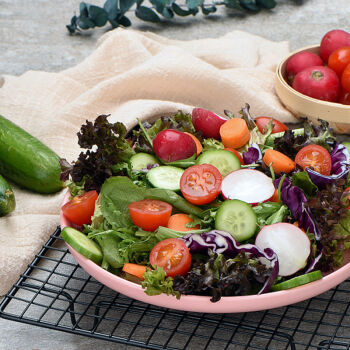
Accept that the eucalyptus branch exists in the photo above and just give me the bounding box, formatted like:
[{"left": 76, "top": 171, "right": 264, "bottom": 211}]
[{"left": 67, "top": 0, "right": 303, "bottom": 34}]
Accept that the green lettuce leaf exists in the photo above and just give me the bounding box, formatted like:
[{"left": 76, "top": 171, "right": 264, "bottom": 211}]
[
  {"left": 142, "top": 266, "right": 180, "bottom": 298},
  {"left": 291, "top": 171, "right": 318, "bottom": 198},
  {"left": 253, "top": 201, "right": 290, "bottom": 227}
]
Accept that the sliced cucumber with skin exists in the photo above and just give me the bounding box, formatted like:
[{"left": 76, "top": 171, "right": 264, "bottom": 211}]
[
  {"left": 215, "top": 199, "right": 257, "bottom": 242},
  {"left": 147, "top": 166, "right": 184, "bottom": 191},
  {"left": 196, "top": 150, "right": 241, "bottom": 177},
  {"left": 61, "top": 227, "right": 103, "bottom": 264},
  {"left": 130, "top": 153, "right": 158, "bottom": 171},
  {"left": 0, "top": 174, "right": 15, "bottom": 216},
  {"left": 271, "top": 270, "right": 322, "bottom": 291}
]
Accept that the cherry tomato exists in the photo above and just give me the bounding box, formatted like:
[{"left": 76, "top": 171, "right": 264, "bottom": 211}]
[
  {"left": 153, "top": 129, "right": 196, "bottom": 163},
  {"left": 255, "top": 117, "right": 289, "bottom": 134},
  {"left": 292, "top": 66, "right": 340, "bottom": 102},
  {"left": 180, "top": 164, "right": 222, "bottom": 205},
  {"left": 62, "top": 190, "right": 98, "bottom": 226},
  {"left": 341, "top": 63, "right": 350, "bottom": 93},
  {"left": 328, "top": 47, "right": 350, "bottom": 77},
  {"left": 128, "top": 199, "right": 172, "bottom": 232},
  {"left": 339, "top": 89, "right": 350, "bottom": 104},
  {"left": 295, "top": 145, "right": 332, "bottom": 175},
  {"left": 149, "top": 238, "right": 191, "bottom": 277},
  {"left": 223, "top": 148, "right": 245, "bottom": 165},
  {"left": 286, "top": 51, "right": 323, "bottom": 84}
]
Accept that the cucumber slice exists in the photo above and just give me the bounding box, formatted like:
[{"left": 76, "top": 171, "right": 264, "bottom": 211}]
[
  {"left": 196, "top": 150, "right": 241, "bottom": 177},
  {"left": 61, "top": 227, "right": 103, "bottom": 264},
  {"left": 130, "top": 153, "right": 158, "bottom": 171},
  {"left": 343, "top": 142, "right": 350, "bottom": 154},
  {"left": 271, "top": 270, "right": 322, "bottom": 291},
  {"left": 147, "top": 166, "right": 184, "bottom": 191},
  {"left": 215, "top": 199, "right": 257, "bottom": 242}
]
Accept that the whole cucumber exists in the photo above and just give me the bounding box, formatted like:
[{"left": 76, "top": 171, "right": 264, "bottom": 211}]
[
  {"left": 0, "top": 115, "right": 63, "bottom": 193},
  {"left": 0, "top": 174, "right": 15, "bottom": 216}
]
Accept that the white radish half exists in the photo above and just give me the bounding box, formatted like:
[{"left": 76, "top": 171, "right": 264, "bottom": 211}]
[
  {"left": 221, "top": 169, "right": 275, "bottom": 205},
  {"left": 255, "top": 223, "right": 311, "bottom": 276}
]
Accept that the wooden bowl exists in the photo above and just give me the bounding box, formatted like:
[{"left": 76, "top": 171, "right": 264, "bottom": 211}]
[{"left": 275, "top": 45, "right": 350, "bottom": 134}]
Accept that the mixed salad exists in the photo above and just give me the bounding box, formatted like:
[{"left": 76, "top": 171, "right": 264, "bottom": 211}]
[{"left": 60, "top": 104, "right": 350, "bottom": 302}]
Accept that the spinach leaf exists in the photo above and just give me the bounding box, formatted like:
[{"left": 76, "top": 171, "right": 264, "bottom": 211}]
[{"left": 291, "top": 171, "right": 318, "bottom": 197}]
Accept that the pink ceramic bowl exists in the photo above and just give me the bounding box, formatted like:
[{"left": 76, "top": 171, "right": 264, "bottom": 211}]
[{"left": 61, "top": 191, "right": 350, "bottom": 313}]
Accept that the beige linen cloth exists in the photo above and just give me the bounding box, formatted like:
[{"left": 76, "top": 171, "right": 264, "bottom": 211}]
[{"left": 0, "top": 28, "right": 295, "bottom": 296}]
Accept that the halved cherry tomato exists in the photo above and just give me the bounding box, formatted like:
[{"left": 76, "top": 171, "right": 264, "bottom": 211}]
[
  {"left": 255, "top": 117, "right": 288, "bottom": 134},
  {"left": 62, "top": 190, "right": 98, "bottom": 226},
  {"left": 128, "top": 199, "right": 172, "bottom": 232},
  {"left": 180, "top": 164, "right": 222, "bottom": 205},
  {"left": 295, "top": 145, "right": 332, "bottom": 175},
  {"left": 149, "top": 238, "right": 191, "bottom": 277},
  {"left": 223, "top": 148, "right": 245, "bottom": 165}
]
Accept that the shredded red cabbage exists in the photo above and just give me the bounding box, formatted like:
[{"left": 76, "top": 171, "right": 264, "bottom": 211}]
[
  {"left": 180, "top": 230, "right": 279, "bottom": 294},
  {"left": 243, "top": 143, "right": 263, "bottom": 165}
]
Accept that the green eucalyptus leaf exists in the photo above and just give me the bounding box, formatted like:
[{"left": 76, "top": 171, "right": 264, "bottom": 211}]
[
  {"left": 119, "top": 15, "right": 132, "bottom": 26},
  {"left": 135, "top": 6, "right": 161, "bottom": 22},
  {"left": 79, "top": 2, "right": 88, "bottom": 16},
  {"left": 201, "top": 4, "right": 216, "bottom": 14},
  {"left": 186, "top": 0, "right": 202, "bottom": 10},
  {"left": 86, "top": 4, "right": 108, "bottom": 26},
  {"left": 67, "top": 15, "right": 78, "bottom": 34},
  {"left": 171, "top": 3, "right": 193, "bottom": 15},
  {"left": 239, "top": 0, "right": 261, "bottom": 11},
  {"left": 224, "top": 0, "right": 244, "bottom": 10},
  {"left": 77, "top": 16, "right": 96, "bottom": 29},
  {"left": 109, "top": 18, "right": 120, "bottom": 27},
  {"left": 104, "top": 0, "right": 119, "bottom": 19},
  {"left": 150, "top": 0, "right": 166, "bottom": 13},
  {"left": 162, "top": 7, "right": 174, "bottom": 18},
  {"left": 256, "top": 0, "right": 276, "bottom": 8},
  {"left": 120, "top": 0, "right": 137, "bottom": 13}
]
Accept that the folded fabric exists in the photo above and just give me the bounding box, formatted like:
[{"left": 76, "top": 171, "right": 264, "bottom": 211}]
[{"left": 0, "top": 28, "right": 294, "bottom": 296}]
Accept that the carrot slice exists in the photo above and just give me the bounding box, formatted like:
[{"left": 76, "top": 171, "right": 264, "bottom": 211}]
[
  {"left": 220, "top": 119, "right": 250, "bottom": 149},
  {"left": 122, "top": 263, "right": 147, "bottom": 280},
  {"left": 184, "top": 132, "right": 202, "bottom": 156},
  {"left": 270, "top": 189, "right": 279, "bottom": 202},
  {"left": 167, "top": 213, "right": 199, "bottom": 231},
  {"left": 263, "top": 149, "right": 295, "bottom": 175}
]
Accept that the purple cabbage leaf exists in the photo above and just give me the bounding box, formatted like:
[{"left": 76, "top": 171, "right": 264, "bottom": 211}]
[
  {"left": 180, "top": 230, "right": 279, "bottom": 294},
  {"left": 243, "top": 143, "right": 263, "bottom": 165}
]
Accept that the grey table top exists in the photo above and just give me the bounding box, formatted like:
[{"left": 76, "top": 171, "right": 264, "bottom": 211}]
[{"left": 1, "top": 0, "right": 350, "bottom": 349}]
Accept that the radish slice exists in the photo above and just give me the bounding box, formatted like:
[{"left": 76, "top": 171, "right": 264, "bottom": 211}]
[
  {"left": 255, "top": 223, "right": 311, "bottom": 276},
  {"left": 221, "top": 169, "right": 275, "bottom": 205},
  {"left": 192, "top": 108, "right": 227, "bottom": 139}
]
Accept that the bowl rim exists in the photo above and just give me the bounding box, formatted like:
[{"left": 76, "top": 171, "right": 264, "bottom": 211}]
[
  {"left": 276, "top": 44, "right": 350, "bottom": 109},
  {"left": 60, "top": 190, "right": 350, "bottom": 313}
]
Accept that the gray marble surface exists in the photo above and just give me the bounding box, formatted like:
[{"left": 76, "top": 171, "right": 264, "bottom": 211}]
[{"left": 1, "top": 0, "right": 350, "bottom": 349}]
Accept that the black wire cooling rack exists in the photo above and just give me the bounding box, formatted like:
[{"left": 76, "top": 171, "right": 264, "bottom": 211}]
[{"left": 0, "top": 227, "right": 349, "bottom": 350}]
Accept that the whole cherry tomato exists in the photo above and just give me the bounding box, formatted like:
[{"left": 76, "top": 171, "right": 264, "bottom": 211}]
[
  {"left": 62, "top": 190, "right": 98, "bottom": 226},
  {"left": 255, "top": 117, "right": 289, "bottom": 134},
  {"left": 180, "top": 164, "right": 222, "bottom": 205},
  {"left": 328, "top": 47, "right": 350, "bottom": 77},
  {"left": 149, "top": 238, "right": 191, "bottom": 277},
  {"left": 341, "top": 63, "right": 350, "bottom": 93},
  {"left": 295, "top": 145, "right": 332, "bottom": 176},
  {"left": 128, "top": 199, "right": 172, "bottom": 232}
]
